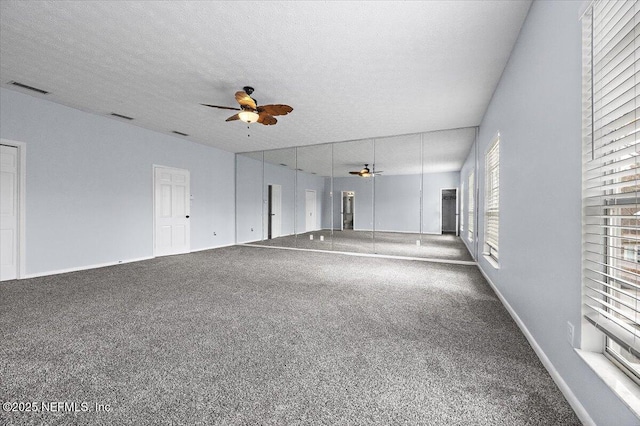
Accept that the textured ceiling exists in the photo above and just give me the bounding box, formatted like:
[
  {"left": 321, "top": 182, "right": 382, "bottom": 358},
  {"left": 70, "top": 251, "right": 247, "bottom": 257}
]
[
  {"left": 240, "top": 127, "right": 476, "bottom": 177},
  {"left": 0, "top": 1, "right": 530, "bottom": 157}
]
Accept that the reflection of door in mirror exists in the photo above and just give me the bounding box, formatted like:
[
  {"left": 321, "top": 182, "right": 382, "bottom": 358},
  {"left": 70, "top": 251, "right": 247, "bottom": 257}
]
[
  {"left": 342, "top": 191, "right": 355, "bottom": 230},
  {"left": 268, "top": 184, "right": 282, "bottom": 239},
  {"left": 441, "top": 188, "right": 457, "bottom": 235},
  {"left": 305, "top": 190, "right": 316, "bottom": 232}
]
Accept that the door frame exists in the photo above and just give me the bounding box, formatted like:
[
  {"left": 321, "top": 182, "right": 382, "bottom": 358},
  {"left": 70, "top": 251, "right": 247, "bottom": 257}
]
[
  {"left": 152, "top": 164, "right": 191, "bottom": 257},
  {"left": 0, "top": 139, "right": 26, "bottom": 280},
  {"left": 267, "top": 184, "right": 282, "bottom": 239},
  {"left": 440, "top": 187, "right": 459, "bottom": 236},
  {"left": 341, "top": 190, "right": 355, "bottom": 231}
]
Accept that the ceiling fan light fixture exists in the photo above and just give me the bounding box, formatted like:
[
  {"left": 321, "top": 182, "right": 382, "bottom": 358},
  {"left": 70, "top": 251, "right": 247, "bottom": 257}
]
[{"left": 238, "top": 110, "right": 260, "bottom": 123}]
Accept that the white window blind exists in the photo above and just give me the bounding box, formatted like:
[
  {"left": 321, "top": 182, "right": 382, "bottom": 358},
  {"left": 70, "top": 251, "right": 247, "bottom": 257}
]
[
  {"left": 485, "top": 136, "right": 500, "bottom": 261},
  {"left": 582, "top": 0, "right": 640, "bottom": 379},
  {"left": 468, "top": 172, "right": 474, "bottom": 241}
]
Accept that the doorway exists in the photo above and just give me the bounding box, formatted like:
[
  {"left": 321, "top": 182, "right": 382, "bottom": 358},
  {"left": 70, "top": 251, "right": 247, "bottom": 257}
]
[
  {"left": 1, "top": 143, "right": 23, "bottom": 281},
  {"left": 341, "top": 191, "right": 355, "bottom": 230},
  {"left": 153, "top": 166, "right": 191, "bottom": 257},
  {"left": 268, "top": 184, "right": 282, "bottom": 239},
  {"left": 305, "top": 189, "right": 316, "bottom": 232},
  {"left": 441, "top": 188, "right": 458, "bottom": 235}
]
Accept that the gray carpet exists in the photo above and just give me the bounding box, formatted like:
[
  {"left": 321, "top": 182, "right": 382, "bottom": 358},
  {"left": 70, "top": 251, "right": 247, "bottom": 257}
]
[
  {"left": 1, "top": 246, "right": 579, "bottom": 425},
  {"left": 252, "top": 230, "right": 475, "bottom": 262}
]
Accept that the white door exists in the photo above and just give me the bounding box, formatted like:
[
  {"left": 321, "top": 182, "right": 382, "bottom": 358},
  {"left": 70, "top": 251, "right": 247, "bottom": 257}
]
[
  {"left": 269, "top": 184, "right": 282, "bottom": 238},
  {"left": 1, "top": 145, "right": 18, "bottom": 280},
  {"left": 154, "top": 166, "right": 190, "bottom": 256},
  {"left": 305, "top": 190, "right": 316, "bottom": 232}
]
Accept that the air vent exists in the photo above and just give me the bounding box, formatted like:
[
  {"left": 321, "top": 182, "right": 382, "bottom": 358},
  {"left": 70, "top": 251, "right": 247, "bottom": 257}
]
[
  {"left": 172, "top": 131, "right": 189, "bottom": 137},
  {"left": 110, "top": 113, "right": 134, "bottom": 120},
  {"left": 9, "top": 81, "right": 49, "bottom": 94}
]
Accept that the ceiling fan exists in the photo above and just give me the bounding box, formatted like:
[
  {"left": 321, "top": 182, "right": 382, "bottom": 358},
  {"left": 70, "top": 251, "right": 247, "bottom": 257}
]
[
  {"left": 349, "top": 164, "right": 383, "bottom": 177},
  {"left": 201, "top": 86, "right": 293, "bottom": 125}
]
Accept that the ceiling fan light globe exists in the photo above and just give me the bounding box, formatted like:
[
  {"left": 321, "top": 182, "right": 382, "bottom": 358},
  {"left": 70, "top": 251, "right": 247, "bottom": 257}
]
[{"left": 238, "top": 111, "right": 259, "bottom": 123}]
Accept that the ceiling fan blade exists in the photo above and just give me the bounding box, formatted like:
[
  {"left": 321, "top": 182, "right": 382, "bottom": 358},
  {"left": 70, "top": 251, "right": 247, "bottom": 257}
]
[
  {"left": 258, "top": 112, "right": 277, "bottom": 125},
  {"left": 349, "top": 171, "right": 361, "bottom": 175},
  {"left": 257, "top": 104, "right": 293, "bottom": 116},
  {"left": 225, "top": 113, "right": 240, "bottom": 122},
  {"left": 235, "top": 91, "right": 257, "bottom": 110},
  {"left": 201, "top": 104, "right": 241, "bottom": 111}
]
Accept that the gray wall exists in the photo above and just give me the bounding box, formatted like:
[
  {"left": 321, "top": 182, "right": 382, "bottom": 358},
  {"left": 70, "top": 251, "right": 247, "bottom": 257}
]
[
  {"left": 295, "top": 172, "right": 327, "bottom": 233},
  {"left": 422, "top": 171, "right": 460, "bottom": 234},
  {"left": 332, "top": 176, "right": 374, "bottom": 231},
  {"left": 460, "top": 142, "right": 477, "bottom": 259},
  {"left": 331, "top": 171, "right": 459, "bottom": 234},
  {"left": 263, "top": 162, "right": 296, "bottom": 239},
  {"left": 322, "top": 177, "right": 333, "bottom": 230},
  {"left": 235, "top": 155, "right": 263, "bottom": 243},
  {"left": 0, "top": 87, "right": 236, "bottom": 276},
  {"left": 374, "top": 174, "right": 421, "bottom": 233},
  {"left": 235, "top": 156, "right": 327, "bottom": 241},
  {"left": 467, "top": 1, "right": 636, "bottom": 424}
]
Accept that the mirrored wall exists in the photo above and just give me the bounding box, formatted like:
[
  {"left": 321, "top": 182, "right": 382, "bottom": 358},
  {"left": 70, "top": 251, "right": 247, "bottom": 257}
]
[{"left": 236, "top": 128, "right": 477, "bottom": 261}]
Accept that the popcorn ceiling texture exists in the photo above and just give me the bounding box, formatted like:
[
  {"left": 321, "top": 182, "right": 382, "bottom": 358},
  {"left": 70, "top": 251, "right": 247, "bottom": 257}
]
[
  {"left": 0, "top": 245, "right": 579, "bottom": 425},
  {"left": 0, "top": 1, "right": 530, "bottom": 154},
  {"left": 245, "top": 127, "right": 478, "bottom": 177}
]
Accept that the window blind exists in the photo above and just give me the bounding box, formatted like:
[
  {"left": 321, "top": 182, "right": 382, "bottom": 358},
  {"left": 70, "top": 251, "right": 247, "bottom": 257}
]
[
  {"left": 582, "top": 0, "right": 640, "bottom": 370},
  {"left": 485, "top": 137, "right": 500, "bottom": 260},
  {"left": 468, "top": 172, "right": 474, "bottom": 241}
]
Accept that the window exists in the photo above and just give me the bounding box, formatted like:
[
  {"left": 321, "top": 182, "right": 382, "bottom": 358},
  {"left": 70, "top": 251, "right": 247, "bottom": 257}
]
[
  {"left": 484, "top": 136, "right": 500, "bottom": 262},
  {"left": 582, "top": 0, "right": 640, "bottom": 383},
  {"left": 468, "top": 172, "right": 474, "bottom": 241}
]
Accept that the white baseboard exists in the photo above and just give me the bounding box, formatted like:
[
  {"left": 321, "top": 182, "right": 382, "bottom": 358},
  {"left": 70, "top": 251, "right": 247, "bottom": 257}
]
[
  {"left": 335, "top": 229, "right": 443, "bottom": 235},
  {"left": 237, "top": 237, "right": 263, "bottom": 244},
  {"left": 242, "top": 243, "right": 477, "bottom": 266},
  {"left": 374, "top": 229, "right": 449, "bottom": 235},
  {"left": 23, "top": 256, "right": 155, "bottom": 279},
  {"left": 476, "top": 266, "right": 594, "bottom": 426},
  {"left": 21, "top": 243, "right": 239, "bottom": 279},
  {"left": 190, "top": 243, "right": 235, "bottom": 253}
]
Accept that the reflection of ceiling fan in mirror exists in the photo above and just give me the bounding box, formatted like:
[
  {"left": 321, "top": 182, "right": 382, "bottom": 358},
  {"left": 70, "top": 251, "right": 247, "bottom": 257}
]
[
  {"left": 349, "top": 164, "right": 383, "bottom": 178},
  {"left": 201, "top": 86, "right": 293, "bottom": 125}
]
